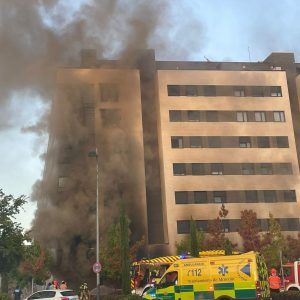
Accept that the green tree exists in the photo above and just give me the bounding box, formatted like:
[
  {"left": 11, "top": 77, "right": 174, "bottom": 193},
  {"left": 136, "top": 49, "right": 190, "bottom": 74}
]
[
  {"left": 175, "top": 227, "right": 205, "bottom": 255},
  {"left": 120, "top": 205, "right": 130, "bottom": 295},
  {"left": 261, "top": 214, "right": 284, "bottom": 268},
  {"left": 0, "top": 190, "right": 26, "bottom": 292},
  {"left": 224, "top": 238, "right": 233, "bottom": 255},
  {"left": 190, "top": 218, "right": 199, "bottom": 257}
]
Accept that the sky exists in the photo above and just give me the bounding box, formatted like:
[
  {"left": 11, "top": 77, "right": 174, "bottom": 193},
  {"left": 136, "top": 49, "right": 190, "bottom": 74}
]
[{"left": 1, "top": 0, "right": 300, "bottom": 230}]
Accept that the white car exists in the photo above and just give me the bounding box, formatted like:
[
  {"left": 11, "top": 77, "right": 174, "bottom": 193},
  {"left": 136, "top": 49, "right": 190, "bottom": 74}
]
[{"left": 25, "top": 290, "right": 79, "bottom": 300}]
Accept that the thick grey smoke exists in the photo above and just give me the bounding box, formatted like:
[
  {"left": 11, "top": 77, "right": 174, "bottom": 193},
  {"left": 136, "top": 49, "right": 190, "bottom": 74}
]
[{"left": 0, "top": 0, "right": 205, "bottom": 285}]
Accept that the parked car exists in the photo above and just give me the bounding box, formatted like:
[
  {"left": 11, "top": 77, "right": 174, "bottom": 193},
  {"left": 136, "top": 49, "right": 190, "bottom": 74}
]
[{"left": 25, "top": 290, "right": 79, "bottom": 300}]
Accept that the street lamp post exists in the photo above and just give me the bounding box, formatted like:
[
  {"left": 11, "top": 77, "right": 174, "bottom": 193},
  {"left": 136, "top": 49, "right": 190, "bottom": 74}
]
[{"left": 89, "top": 147, "right": 100, "bottom": 300}]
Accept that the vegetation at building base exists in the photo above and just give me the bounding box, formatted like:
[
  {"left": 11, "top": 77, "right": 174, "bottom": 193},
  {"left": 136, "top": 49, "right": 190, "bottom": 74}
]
[
  {"left": 176, "top": 205, "right": 300, "bottom": 269},
  {"left": 0, "top": 189, "right": 52, "bottom": 293}
]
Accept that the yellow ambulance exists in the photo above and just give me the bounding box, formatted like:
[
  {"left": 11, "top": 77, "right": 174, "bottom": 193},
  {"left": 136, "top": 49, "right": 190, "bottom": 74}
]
[{"left": 143, "top": 251, "right": 270, "bottom": 300}]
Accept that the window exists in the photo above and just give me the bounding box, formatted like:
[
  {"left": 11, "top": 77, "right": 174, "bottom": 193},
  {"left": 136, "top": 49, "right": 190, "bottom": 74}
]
[
  {"left": 167, "top": 85, "right": 180, "bottom": 96},
  {"left": 177, "top": 221, "right": 189, "bottom": 234},
  {"left": 251, "top": 86, "right": 264, "bottom": 97},
  {"left": 61, "top": 291, "right": 77, "bottom": 297},
  {"left": 270, "top": 86, "right": 282, "bottom": 97},
  {"left": 58, "top": 177, "right": 67, "bottom": 190},
  {"left": 185, "top": 85, "right": 198, "bottom": 96},
  {"left": 276, "top": 136, "right": 289, "bottom": 148},
  {"left": 194, "top": 191, "right": 207, "bottom": 203},
  {"left": 100, "top": 84, "right": 118, "bottom": 102},
  {"left": 285, "top": 219, "right": 300, "bottom": 231},
  {"left": 234, "top": 87, "right": 245, "bottom": 97},
  {"left": 259, "top": 163, "right": 273, "bottom": 175},
  {"left": 245, "top": 190, "right": 258, "bottom": 203},
  {"left": 171, "top": 136, "right": 184, "bottom": 148},
  {"left": 223, "top": 220, "right": 230, "bottom": 232},
  {"left": 241, "top": 164, "right": 254, "bottom": 175},
  {"left": 264, "top": 190, "right": 277, "bottom": 203},
  {"left": 213, "top": 191, "right": 226, "bottom": 203},
  {"left": 255, "top": 111, "right": 266, "bottom": 122},
  {"left": 283, "top": 190, "right": 296, "bottom": 202},
  {"left": 175, "top": 192, "right": 188, "bottom": 204},
  {"left": 277, "top": 163, "right": 292, "bottom": 175},
  {"left": 190, "top": 137, "right": 202, "bottom": 148},
  {"left": 208, "top": 137, "right": 221, "bottom": 148},
  {"left": 257, "top": 137, "right": 270, "bottom": 148},
  {"left": 273, "top": 111, "right": 285, "bottom": 122},
  {"left": 100, "top": 109, "right": 121, "bottom": 127},
  {"left": 206, "top": 111, "right": 218, "bottom": 122},
  {"left": 169, "top": 110, "right": 182, "bottom": 122},
  {"left": 173, "top": 163, "right": 186, "bottom": 175},
  {"left": 192, "top": 163, "right": 205, "bottom": 175},
  {"left": 239, "top": 137, "right": 251, "bottom": 148},
  {"left": 237, "top": 111, "right": 248, "bottom": 122},
  {"left": 196, "top": 220, "right": 208, "bottom": 231},
  {"left": 160, "top": 271, "right": 178, "bottom": 286},
  {"left": 204, "top": 85, "right": 216, "bottom": 96},
  {"left": 211, "top": 163, "right": 223, "bottom": 175},
  {"left": 39, "top": 291, "right": 56, "bottom": 299},
  {"left": 188, "top": 110, "right": 201, "bottom": 121}
]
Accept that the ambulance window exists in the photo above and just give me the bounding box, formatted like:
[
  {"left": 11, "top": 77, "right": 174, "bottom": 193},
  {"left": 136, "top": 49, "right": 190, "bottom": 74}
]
[
  {"left": 283, "top": 267, "right": 292, "bottom": 277},
  {"left": 160, "top": 271, "right": 178, "bottom": 287}
]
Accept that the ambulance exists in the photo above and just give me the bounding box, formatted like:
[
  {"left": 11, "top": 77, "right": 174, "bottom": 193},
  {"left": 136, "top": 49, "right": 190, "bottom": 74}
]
[{"left": 143, "top": 251, "right": 270, "bottom": 300}]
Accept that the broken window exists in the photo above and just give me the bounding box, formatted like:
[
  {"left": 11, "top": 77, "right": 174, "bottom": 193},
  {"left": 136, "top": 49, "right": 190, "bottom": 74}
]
[
  {"left": 100, "top": 83, "right": 119, "bottom": 102},
  {"left": 100, "top": 109, "right": 121, "bottom": 127}
]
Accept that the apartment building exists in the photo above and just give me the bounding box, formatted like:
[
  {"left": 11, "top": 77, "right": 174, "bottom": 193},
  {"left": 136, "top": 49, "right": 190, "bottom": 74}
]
[{"left": 42, "top": 50, "right": 300, "bottom": 259}]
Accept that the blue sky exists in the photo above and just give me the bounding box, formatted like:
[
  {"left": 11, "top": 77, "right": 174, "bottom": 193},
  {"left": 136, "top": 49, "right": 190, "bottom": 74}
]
[{"left": 2, "top": 0, "right": 300, "bottom": 229}]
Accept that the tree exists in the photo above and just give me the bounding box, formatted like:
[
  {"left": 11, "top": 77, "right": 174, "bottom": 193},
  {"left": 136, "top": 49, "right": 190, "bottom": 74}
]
[
  {"left": 0, "top": 190, "right": 27, "bottom": 292},
  {"left": 190, "top": 218, "right": 199, "bottom": 257},
  {"left": 261, "top": 214, "right": 284, "bottom": 268},
  {"left": 284, "top": 233, "right": 300, "bottom": 262},
  {"left": 19, "top": 240, "right": 52, "bottom": 286},
  {"left": 224, "top": 238, "right": 233, "bottom": 255},
  {"left": 238, "top": 210, "right": 261, "bottom": 251},
  {"left": 206, "top": 217, "right": 225, "bottom": 249},
  {"left": 175, "top": 226, "right": 205, "bottom": 255},
  {"left": 120, "top": 205, "right": 130, "bottom": 295}
]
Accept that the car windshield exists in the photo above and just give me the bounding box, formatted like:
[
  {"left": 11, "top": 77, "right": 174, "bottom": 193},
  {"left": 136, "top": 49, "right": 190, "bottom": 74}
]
[{"left": 61, "top": 291, "right": 76, "bottom": 296}]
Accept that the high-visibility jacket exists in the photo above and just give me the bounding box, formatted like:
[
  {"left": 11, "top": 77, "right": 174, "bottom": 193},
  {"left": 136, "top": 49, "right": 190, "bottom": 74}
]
[{"left": 269, "top": 275, "right": 281, "bottom": 290}]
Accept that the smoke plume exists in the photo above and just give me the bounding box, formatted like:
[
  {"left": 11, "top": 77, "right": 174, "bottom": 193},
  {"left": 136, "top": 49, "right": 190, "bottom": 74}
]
[{"left": 0, "top": 0, "right": 204, "bottom": 285}]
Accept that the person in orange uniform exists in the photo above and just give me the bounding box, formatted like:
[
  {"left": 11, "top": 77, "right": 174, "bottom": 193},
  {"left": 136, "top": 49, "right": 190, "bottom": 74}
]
[
  {"left": 268, "top": 268, "right": 281, "bottom": 293},
  {"left": 60, "top": 281, "right": 68, "bottom": 290}
]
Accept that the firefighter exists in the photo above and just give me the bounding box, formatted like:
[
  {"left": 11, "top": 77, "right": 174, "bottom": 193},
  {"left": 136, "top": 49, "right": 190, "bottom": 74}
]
[
  {"left": 269, "top": 268, "right": 281, "bottom": 293},
  {"left": 79, "top": 283, "right": 90, "bottom": 300}
]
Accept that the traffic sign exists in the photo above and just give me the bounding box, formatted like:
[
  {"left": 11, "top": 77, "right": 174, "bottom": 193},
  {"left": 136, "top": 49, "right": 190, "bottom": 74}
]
[{"left": 93, "top": 262, "right": 102, "bottom": 273}]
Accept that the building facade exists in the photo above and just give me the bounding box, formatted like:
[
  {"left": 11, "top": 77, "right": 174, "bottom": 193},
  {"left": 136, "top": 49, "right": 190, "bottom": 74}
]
[{"left": 42, "top": 50, "right": 300, "bottom": 260}]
